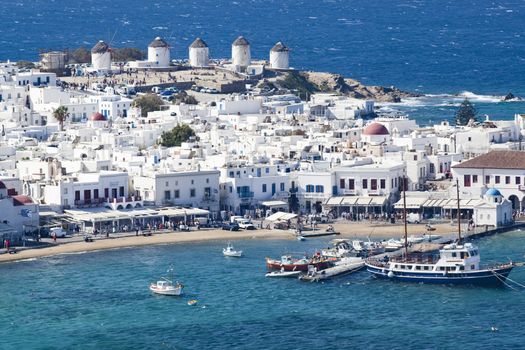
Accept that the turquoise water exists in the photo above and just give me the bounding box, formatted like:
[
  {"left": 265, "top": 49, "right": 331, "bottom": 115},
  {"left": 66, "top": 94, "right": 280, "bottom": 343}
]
[{"left": 1, "top": 231, "right": 525, "bottom": 349}]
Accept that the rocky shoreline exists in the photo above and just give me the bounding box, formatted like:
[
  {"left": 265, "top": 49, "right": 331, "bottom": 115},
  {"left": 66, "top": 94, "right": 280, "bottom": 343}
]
[{"left": 273, "top": 71, "right": 421, "bottom": 103}]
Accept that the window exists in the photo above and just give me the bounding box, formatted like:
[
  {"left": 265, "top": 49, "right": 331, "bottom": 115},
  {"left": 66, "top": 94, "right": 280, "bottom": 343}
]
[
  {"left": 119, "top": 186, "right": 124, "bottom": 197},
  {"left": 452, "top": 252, "right": 457, "bottom": 257},
  {"left": 306, "top": 185, "right": 315, "bottom": 193},
  {"left": 75, "top": 190, "right": 80, "bottom": 201},
  {"left": 190, "top": 189, "right": 196, "bottom": 197},
  {"left": 380, "top": 179, "right": 386, "bottom": 189},
  {"left": 94, "top": 189, "right": 99, "bottom": 199},
  {"left": 429, "top": 163, "right": 435, "bottom": 174},
  {"left": 468, "top": 137, "right": 472, "bottom": 141},
  {"left": 271, "top": 183, "right": 276, "bottom": 195},
  {"left": 464, "top": 175, "right": 471, "bottom": 187},
  {"left": 516, "top": 177, "right": 521, "bottom": 185},
  {"left": 315, "top": 185, "right": 324, "bottom": 193},
  {"left": 104, "top": 188, "right": 109, "bottom": 198},
  {"left": 362, "top": 179, "right": 368, "bottom": 189},
  {"left": 349, "top": 179, "right": 355, "bottom": 190},
  {"left": 204, "top": 187, "right": 211, "bottom": 197},
  {"left": 164, "top": 191, "right": 171, "bottom": 200},
  {"left": 262, "top": 184, "right": 267, "bottom": 193},
  {"left": 191, "top": 180, "right": 194, "bottom": 185},
  {"left": 495, "top": 176, "right": 500, "bottom": 184},
  {"left": 280, "top": 183, "right": 285, "bottom": 191},
  {"left": 505, "top": 176, "right": 510, "bottom": 184},
  {"left": 485, "top": 175, "right": 490, "bottom": 184},
  {"left": 165, "top": 181, "right": 169, "bottom": 187},
  {"left": 340, "top": 179, "right": 345, "bottom": 189},
  {"left": 174, "top": 190, "right": 180, "bottom": 198},
  {"left": 371, "top": 179, "right": 377, "bottom": 190},
  {"left": 229, "top": 171, "right": 234, "bottom": 178},
  {"left": 265, "top": 168, "right": 269, "bottom": 174},
  {"left": 63, "top": 188, "right": 68, "bottom": 195},
  {"left": 206, "top": 178, "right": 210, "bottom": 184},
  {"left": 472, "top": 175, "right": 478, "bottom": 183}
]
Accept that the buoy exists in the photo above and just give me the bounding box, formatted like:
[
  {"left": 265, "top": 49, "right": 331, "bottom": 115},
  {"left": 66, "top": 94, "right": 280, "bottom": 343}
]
[
  {"left": 491, "top": 326, "right": 499, "bottom": 332},
  {"left": 387, "top": 271, "right": 395, "bottom": 278}
]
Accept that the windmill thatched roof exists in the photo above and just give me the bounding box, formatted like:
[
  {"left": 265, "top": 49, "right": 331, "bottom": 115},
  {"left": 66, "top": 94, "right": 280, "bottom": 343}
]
[
  {"left": 271, "top": 41, "right": 289, "bottom": 52},
  {"left": 232, "top": 36, "right": 250, "bottom": 46},
  {"left": 149, "top": 37, "right": 169, "bottom": 48},
  {"left": 91, "top": 40, "right": 109, "bottom": 54},
  {"left": 190, "top": 38, "right": 208, "bottom": 48}
]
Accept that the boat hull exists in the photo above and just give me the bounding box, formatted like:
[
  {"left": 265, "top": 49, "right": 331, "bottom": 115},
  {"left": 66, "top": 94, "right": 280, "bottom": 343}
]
[
  {"left": 266, "top": 259, "right": 331, "bottom": 272},
  {"left": 149, "top": 285, "right": 183, "bottom": 296},
  {"left": 366, "top": 263, "right": 514, "bottom": 287}
]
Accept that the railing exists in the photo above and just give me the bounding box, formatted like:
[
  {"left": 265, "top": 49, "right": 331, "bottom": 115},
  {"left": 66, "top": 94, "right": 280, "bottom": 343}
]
[{"left": 238, "top": 192, "right": 254, "bottom": 198}]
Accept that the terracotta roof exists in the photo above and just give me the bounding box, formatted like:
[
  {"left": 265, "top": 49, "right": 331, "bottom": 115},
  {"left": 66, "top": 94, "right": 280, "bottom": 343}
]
[
  {"left": 12, "top": 195, "right": 33, "bottom": 205},
  {"left": 91, "top": 40, "right": 109, "bottom": 54},
  {"left": 363, "top": 122, "right": 389, "bottom": 136},
  {"left": 453, "top": 151, "right": 525, "bottom": 169},
  {"left": 90, "top": 112, "right": 107, "bottom": 121},
  {"left": 232, "top": 36, "right": 249, "bottom": 46},
  {"left": 190, "top": 38, "right": 208, "bottom": 48}
]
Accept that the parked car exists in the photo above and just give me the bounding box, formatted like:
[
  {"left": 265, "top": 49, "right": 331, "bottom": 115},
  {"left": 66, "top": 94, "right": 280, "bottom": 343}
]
[
  {"left": 50, "top": 227, "right": 67, "bottom": 238},
  {"left": 222, "top": 223, "right": 240, "bottom": 231},
  {"left": 237, "top": 219, "right": 256, "bottom": 230}
]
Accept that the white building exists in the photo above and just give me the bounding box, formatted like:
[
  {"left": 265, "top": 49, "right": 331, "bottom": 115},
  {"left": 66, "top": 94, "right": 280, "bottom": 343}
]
[
  {"left": 473, "top": 188, "right": 512, "bottom": 227},
  {"left": 269, "top": 42, "right": 289, "bottom": 70},
  {"left": 0, "top": 181, "right": 39, "bottom": 236},
  {"left": 189, "top": 38, "right": 209, "bottom": 68},
  {"left": 452, "top": 150, "right": 525, "bottom": 211},
  {"left": 148, "top": 37, "right": 170, "bottom": 67},
  {"left": 133, "top": 170, "right": 220, "bottom": 213},
  {"left": 91, "top": 40, "right": 111, "bottom": 72},
  {"left": 231, "top": 36, "right": 251, "bottom": 68}
]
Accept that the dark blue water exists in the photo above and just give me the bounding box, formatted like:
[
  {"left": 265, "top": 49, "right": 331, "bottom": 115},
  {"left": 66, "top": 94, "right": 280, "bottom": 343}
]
[
  {"left": 1, "top": 231, "right": 525, "bottom": 349},
  {"left": 2, "top": 1, "right": 525, "bottom": 122}
]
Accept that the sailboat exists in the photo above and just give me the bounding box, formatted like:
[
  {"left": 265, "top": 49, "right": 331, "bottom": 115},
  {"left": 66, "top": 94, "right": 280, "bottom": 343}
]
[{"left": 365, "top": 177, "right": 515, "bottom": 286}]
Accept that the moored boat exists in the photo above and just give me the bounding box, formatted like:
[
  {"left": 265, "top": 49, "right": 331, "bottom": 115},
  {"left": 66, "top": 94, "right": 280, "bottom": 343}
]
[
  {"left": 149, "top": 268, "right": 184, "bottom": 296},
  {"left": 265, "top": 268, "right": 303, "bottom": 278},
  {"left": 223, "top": 242, "right": 243, "bottom": 257},
  {"left": 265, "top": 254, "right": 331, "bottom": 272}
]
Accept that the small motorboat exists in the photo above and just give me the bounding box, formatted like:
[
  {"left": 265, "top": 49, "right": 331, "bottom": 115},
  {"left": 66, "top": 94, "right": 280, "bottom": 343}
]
[
  {"left": 187, "top": 299, "right": 198, "bottom": 306},
  {"left": 265, "top": 268, "right": 302, "bottom": 278},
  {"left": 407, "top": 235, "right": 425, "bottom": 244},
  {"left": 297, "top": 235, "right": 306, "bottom": 241},
  {"left": 223, "top": 243, "right": 243, "bottom": 257},
  {"left": 425, "top": 224, "right": 436, "bottom": 231},
  {"left": 382, "top": 239, "right": 404, "bottom": 252},
  {"left": 149, "top": 268, "right": 183, "bottom": 296}
]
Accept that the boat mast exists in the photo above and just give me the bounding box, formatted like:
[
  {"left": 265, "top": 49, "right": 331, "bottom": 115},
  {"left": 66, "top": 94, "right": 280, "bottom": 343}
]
[
  {"left": 403, "top": 175, "right": 408, "bottom": 259},
  {"left": 456, "top": 178, "right": 461, "bottom": 243}
]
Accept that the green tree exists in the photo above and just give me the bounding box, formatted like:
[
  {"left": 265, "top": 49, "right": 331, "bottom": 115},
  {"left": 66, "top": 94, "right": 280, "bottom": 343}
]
[
  {"left": 160, "top": 124, "right": 196, "bottom": 147},
  {"left": 53, "top": 106, "right": 69, "bottom": 131},
  {"left": 112, "top": 48, "right": 145, "bottom": 62},
  {"left": 132, "top": 94, "right": 164, "bottom": 118},
  {"left": 171, "top": 91, "right": 198, "bottom": 105},
  {"left": 455, "top": 98, "right": 476, "bottom": 126},
  {"left": 70, "top": 47, "right": 91, "bottom": 63}
]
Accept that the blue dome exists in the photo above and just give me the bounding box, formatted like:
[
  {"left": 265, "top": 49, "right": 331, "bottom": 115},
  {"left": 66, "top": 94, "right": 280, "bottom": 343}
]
[{"left": 485, "top": 188, "right": 502, "bottom": 196}]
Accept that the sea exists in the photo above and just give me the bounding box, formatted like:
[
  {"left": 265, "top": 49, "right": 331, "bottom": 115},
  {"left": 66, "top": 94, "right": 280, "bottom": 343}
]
[
  {"left": 1, "top": 231, "right": 525, "bottom": 350},
  {"left": 2, "top": 0, "right": 525, "bottom": 348},
  {"left": 1, "top": 0, "right": 525, "bottom": 124}
]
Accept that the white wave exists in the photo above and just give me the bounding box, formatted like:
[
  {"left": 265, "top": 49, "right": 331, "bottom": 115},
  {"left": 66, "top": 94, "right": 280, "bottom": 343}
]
[
  {"left": 377, "top": 91, "right": 507, "bottom": 109},
  {"left": 457, "top": 91, "right": 502, "bottom": 103}
]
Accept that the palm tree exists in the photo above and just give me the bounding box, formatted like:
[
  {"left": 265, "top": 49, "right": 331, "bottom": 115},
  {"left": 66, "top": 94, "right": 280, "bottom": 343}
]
[{"left": 52, "top": 106, "right": 69, "bottom": 131}]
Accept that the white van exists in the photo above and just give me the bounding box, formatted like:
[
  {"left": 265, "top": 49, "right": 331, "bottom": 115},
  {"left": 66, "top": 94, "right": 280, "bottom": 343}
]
[{"left": 50, "top": 227, "right": 66, "bottom": 238}]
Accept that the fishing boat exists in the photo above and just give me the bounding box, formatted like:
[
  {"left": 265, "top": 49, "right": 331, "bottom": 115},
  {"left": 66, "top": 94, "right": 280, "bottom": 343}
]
[
  {"left": 149, "top": 268, "right": 184, "bottom": 296},
  {"left": 321, "top": 240, "right": 353, "bottom": 258},
  {"left": 366, "top": 178, "right": 515, "bottom": 286},
  {"left": 265, "top": 254, "right": 331, "bottom": 272},
  {"left": 223, "top": 243, "right": 243, "bottom": 257}
]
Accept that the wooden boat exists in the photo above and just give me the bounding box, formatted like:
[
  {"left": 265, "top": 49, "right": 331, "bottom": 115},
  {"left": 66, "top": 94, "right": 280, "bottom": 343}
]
[{"left": 265, "top": 254, "right": 331, "bottom": 272}]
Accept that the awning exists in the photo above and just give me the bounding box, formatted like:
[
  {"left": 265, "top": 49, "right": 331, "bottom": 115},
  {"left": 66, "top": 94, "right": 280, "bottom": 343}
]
[
  {"left": 324, "top": 197, "right": 344, "bottom": 206},
  {"left": 340, "top": 197, "right": 358, "bottom": 206},
  {"left": 356, "top": 197, "right": 372, "bottom": 206},
  {"left": 442, "top": 199, "right": 479, "bottom": 210},
  {"left": 261, "top": 200, "right": 288, "bottom": 207},
  {"left": 394, "top": 197, "right": 429, "bottom": 209},
  {"left": 369, "top": 196, "right": 387, "bottom": 206},
  {"left": 265, "top": 212, "right": 298, "bottom": 222}
]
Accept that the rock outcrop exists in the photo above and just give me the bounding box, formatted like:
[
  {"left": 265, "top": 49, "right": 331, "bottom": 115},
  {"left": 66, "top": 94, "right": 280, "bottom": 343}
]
[{"left": 274, "top": 71, "right": 420, "bottom": 102}]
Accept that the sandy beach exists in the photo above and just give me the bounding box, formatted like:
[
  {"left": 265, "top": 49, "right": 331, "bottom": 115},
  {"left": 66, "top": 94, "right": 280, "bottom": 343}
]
[{"left": 0, "top": 222, "right": 458, "bottom": 264}]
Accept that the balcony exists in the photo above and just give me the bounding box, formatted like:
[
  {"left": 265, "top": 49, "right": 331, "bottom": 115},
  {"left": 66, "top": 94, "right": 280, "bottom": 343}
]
[
  {"left": 238, "top": 192, "right": 254, "bottom": 199},
  {"left": 300, "top": 192, "right": 328, "bottom": 199}
]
